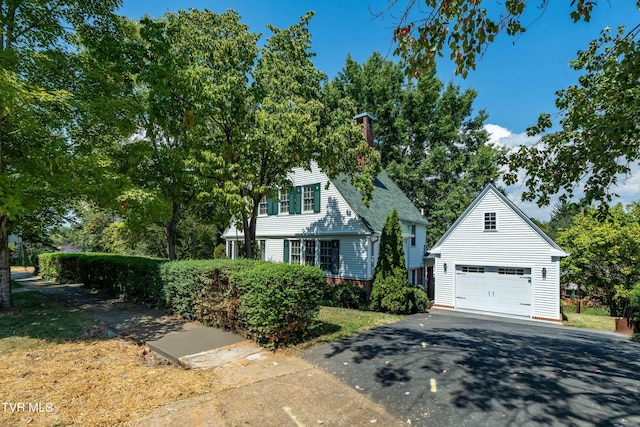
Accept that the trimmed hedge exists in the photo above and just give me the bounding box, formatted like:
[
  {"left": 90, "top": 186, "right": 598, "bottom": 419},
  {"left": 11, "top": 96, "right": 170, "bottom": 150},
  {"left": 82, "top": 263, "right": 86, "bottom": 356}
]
[
  {"left": 38, "top": 253, "right": 165, "bottom": 305},
  {"left": 160, "top": 259, "right": 256, "bottom": 325},
  {"left": 37, "top": 253, "right": 324, "bottom": 347},
  {"left": 231, "top": 263, "right": 324, "bottom": 345},
  {"left": 38, "top": 252, "right": 86, "bottom": 284}
]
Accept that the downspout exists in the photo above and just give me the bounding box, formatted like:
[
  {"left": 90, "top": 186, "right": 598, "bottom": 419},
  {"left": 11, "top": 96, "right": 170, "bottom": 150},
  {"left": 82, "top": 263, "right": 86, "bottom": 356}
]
[{"left": 369, "top": 233, "right": 379, "bottom": 280}]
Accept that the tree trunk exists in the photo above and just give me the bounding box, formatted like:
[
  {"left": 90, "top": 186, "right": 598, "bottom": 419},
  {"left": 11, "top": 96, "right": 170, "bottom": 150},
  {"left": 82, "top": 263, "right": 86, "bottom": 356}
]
[
  {"left": 0, "top": 213, "right": 12, "bottom": 310},
  {"left": 242, "top": 214, "right": 255, "bottom": 260},
  {"left": 165, "top": 202, "right": 181, "bottom": 261}
]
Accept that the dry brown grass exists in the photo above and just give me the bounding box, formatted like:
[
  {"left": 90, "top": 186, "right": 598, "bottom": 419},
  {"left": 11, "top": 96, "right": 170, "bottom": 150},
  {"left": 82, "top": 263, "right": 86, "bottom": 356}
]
[
  {"left": 10, "top": 265, "right": 35, "bottom": 273},
  {"left": 0, "top": 339, "right": 223, "bottom": 426}
]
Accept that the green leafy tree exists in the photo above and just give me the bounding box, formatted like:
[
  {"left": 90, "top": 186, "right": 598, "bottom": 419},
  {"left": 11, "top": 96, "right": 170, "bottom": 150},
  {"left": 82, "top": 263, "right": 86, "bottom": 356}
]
[
  {"left": 327, "top": 53, "right": 505, "bottom": 245},
  {"left": 0, "top": 0, "right": 123, "bottom": 309},
  {"left": 196, "top": 11, "right": 380, "bottom": 259},
  {"left": 110, "top": 10, "right": 378, "bottom": 261},
  {"left": 506, "top": 25, "right": 640, "bottom": 207},
  {"left": 371, "top": 209, "right": 412, "bottom": 313},
  {"left": 109, "top": 9, "right": 257, "bottom": 260},
  {"left": 381, "top": 0, "right": 629, "bottom": 77},
  {"left": 556, "top": 203, "right": 640, "bottom": 316},
  {"left": 379, "top": 1, "right": 640, "bottom": 211}
]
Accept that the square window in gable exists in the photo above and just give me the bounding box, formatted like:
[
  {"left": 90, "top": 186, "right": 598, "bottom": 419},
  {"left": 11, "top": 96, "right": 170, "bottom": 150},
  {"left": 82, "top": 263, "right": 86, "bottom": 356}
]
[{"left": 484, "top": 212, "right": 497, "bottom": 230}]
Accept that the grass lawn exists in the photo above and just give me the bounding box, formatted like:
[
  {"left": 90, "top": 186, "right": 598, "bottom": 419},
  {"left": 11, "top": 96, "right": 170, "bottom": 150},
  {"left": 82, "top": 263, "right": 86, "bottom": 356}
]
[
  {"left": 301, "top": 306, "right": 404, "bottom": 348},
  {"left": 562, "top": 311, "right": 616, "bottom": 332},
  {"left": 0, "top": 291, "right": 219, "bottom": 426},
  {"left": 0, "top": 291, "right": 98, "bottom": 355}
]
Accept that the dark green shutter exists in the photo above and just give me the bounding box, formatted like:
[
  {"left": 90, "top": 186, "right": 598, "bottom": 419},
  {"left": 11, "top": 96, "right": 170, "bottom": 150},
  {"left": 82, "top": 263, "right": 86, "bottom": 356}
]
[
  {"left": 289, "top": 186, "right": 302, "bottom": 215},
  {"left": 283, "top": 240, "right": 290, "bottom": 263},
  {"left": 295, "top": 186, "right": 302, "bottom": 214},
  {"left": 267, "top": 198, "right": 278, "bottom": 215},
  {"left": 331, "top": 239, "right": 340, "bottom": 275},
  {"left": 313, "top": 183, "right": 321, "bottom": 213},
  {"left": 288, "top": 189, "right": 295, "bottom": 214}
]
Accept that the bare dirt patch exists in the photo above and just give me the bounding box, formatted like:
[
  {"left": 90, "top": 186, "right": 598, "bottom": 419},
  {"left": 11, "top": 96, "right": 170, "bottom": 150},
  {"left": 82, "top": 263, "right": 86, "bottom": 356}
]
[{"left": 0, "top": 339, "right": 222, "bottom": 426}]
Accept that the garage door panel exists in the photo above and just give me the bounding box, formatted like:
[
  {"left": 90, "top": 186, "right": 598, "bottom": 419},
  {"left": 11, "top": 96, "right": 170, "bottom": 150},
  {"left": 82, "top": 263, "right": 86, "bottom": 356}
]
[{"left": 456, "top": 266, "right": 531, "bottom": 317}]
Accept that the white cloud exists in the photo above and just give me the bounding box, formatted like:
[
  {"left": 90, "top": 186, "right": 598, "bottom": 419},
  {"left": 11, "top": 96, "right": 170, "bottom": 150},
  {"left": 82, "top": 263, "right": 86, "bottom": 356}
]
[
  {"left": 484, "top": 124, "right": 539, "bottom": 150},
  {"left": 484, "top": 123, "right": 564, "bottom": 221},
  {"left": 484, "top": 124, "right": 511, "bottom": 145}
]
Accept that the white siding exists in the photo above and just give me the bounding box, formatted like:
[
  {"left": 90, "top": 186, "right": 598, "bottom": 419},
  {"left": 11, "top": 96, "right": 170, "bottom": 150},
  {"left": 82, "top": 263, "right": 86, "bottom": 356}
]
[
  {"left": 254, "top": 236, "right": 370, "bottom": 279},
  {"left": 434, "top": 190, "right": 561, "bottom": 321},
  {"left": 335, "top": 236, "right": 369, "bottom": 279},
  {"left": 403, "top": 222, "right": 426, "bottom": 270},
  {"left": 265, "top": 239, "right": 283, "bottom": 263},
  {"left": 223, "top": 162, "right": 370, "bottom": 239},
  {"left": 223, "top": 162, "right": 374, "bottom": 280},
  {"left": 222, "top": 162, "right": 427, "bottom": 283}
]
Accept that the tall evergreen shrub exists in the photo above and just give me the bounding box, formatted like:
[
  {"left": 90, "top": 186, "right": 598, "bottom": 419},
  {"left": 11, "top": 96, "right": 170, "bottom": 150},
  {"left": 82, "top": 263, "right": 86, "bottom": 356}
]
[{"left": 371, "top": 209, "right": 411, "bottom": 313}]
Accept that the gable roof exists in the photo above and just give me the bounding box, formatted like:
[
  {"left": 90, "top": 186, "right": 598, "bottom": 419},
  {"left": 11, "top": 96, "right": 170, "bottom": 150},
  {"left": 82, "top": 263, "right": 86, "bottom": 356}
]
[
  {"left": 429, "top": 183, "right": 569, "bottom": 257},
  {"left": 331, "top": 169, "right": 428, "bottom": 234}
]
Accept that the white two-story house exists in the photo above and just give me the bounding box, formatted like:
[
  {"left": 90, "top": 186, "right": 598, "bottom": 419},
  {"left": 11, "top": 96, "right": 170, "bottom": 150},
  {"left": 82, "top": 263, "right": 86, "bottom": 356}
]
[{"left": 223, "top": 113, "right": 428, "bottom": 292}]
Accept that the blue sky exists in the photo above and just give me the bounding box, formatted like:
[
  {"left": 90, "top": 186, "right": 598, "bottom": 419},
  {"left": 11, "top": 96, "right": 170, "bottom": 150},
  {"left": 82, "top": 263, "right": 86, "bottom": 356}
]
[{"left": 119, "top": 1, "right": 640, "bottom": 220}]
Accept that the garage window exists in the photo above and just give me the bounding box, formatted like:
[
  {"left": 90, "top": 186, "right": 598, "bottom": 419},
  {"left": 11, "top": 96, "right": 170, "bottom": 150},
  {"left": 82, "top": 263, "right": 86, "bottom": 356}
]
[
  {"left": 498, "top": 267, "right": 531, "bottom": 275},
  {"left": 461, "top": 266, "right": 485, "bottom": 273},
  {"left": 484, "top": 212, "right": 497, "bottom": 230}
]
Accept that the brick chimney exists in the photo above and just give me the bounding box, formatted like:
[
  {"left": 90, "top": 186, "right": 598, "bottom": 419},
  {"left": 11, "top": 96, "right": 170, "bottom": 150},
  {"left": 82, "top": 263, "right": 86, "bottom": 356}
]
[{"left": 354, "top": 112, "right": 375, "bottom": 148}]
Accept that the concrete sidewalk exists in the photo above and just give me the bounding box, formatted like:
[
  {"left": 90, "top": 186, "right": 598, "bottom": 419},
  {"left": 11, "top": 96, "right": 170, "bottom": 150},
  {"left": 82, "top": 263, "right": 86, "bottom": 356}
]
[
  {"left": 12, "top": 272, "right": 261, "bottom": 367},
  {"left": 11, "top": 272, "right": 403, "bottom": 425}
]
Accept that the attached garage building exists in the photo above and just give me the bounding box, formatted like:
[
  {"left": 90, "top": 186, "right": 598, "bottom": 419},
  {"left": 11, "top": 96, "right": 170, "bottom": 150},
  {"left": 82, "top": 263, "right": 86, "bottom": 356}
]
[{"left": 428, "top": 184, "right": 569, "bottom": 322}]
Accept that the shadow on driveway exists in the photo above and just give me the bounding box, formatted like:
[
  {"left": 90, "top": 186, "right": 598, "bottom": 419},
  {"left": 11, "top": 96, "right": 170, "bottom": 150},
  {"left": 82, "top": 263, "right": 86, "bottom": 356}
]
[{"left": 304, "top": 311, "right": 640, "bottom": 426}]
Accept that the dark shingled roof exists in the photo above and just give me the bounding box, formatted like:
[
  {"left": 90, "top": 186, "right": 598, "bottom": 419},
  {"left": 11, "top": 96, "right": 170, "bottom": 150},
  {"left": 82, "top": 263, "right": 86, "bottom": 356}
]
[{"left": 331, "top": 170, "right": 428, "bottom": 234}]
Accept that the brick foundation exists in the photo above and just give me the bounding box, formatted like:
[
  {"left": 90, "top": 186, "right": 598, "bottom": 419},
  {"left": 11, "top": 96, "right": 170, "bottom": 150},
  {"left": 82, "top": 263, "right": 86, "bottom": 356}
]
[
  {"left": 532, "top": 315, "right": 562, "bottom": 323},
  {"left": 432, "top": 303, "right": 454, "bottom": 309},
  {"left": 325, "top": 277, "right": 372, "bottom": 295}
]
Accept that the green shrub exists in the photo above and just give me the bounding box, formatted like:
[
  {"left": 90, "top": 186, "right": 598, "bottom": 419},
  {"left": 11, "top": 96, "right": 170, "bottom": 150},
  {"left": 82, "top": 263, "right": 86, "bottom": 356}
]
[
  {"left": 213, "top": 243, "right": 227, "bottom": 259},
  {"left": 38, "top": 252, "right": 165, "bottom": 305},
  {"left": 323, "top": 283, "right": 369, "bottom": 310},
  {"left": 231, "top": 262, "right": 324, "bottom": 347},
  {"left": 371, "top": 209, "right": 413, "bottom": 314},
  {"left": 161, "top": 259, "right": 254, "bottom": 324},
  {"left": 38, "top": 252, "right": 85, "bottom": 283},
  {"left": 82, "top": 254, "right": 164, "bottom": 305},
  {"left": 408, "top": 287, "right": 429, "bottom": 313},
  {"left": 628, "top": 282, "right": 640, "bottom": 335},
  {"left": 371, "top": 267, "right": 411, "bottom": 314}
]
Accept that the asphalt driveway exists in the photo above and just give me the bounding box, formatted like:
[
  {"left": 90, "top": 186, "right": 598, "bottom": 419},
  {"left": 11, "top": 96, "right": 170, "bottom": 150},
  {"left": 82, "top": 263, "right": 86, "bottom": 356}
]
[{"left": 303, "top": 309, "right": 640, "bottom": 426}]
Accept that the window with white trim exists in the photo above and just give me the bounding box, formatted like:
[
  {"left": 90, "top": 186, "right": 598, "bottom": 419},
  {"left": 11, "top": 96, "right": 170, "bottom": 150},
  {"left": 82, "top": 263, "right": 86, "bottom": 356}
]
[
  {"left": 304, "top": 240, "right": 316, "bottom": 266},
  {"left": 279, "top": 190, "right": 289, "bottom": 214},
  {"left": 410, "top": 224, "right": 416, "bottom": 246},
  {"left": 303, "top": 185, "right": 314, "bottom": 212},
  {"left": 484, "top": 212, "right": 497, "bottom": 230},
  {"left": 320, "top": 241, "right": 332, "bottom": 272},
  {"left": 258, "top": 197, "right": 268, "bottom": 216},
  {"left": 290, "top": 240, "right": 301, "bottom": 264}
]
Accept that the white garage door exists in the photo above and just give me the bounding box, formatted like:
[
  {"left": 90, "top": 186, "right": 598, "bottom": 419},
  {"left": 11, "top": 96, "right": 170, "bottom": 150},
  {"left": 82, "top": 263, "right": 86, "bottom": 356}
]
[{"left": 455, "top": 265, "right": 532, "bottom": 317}]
